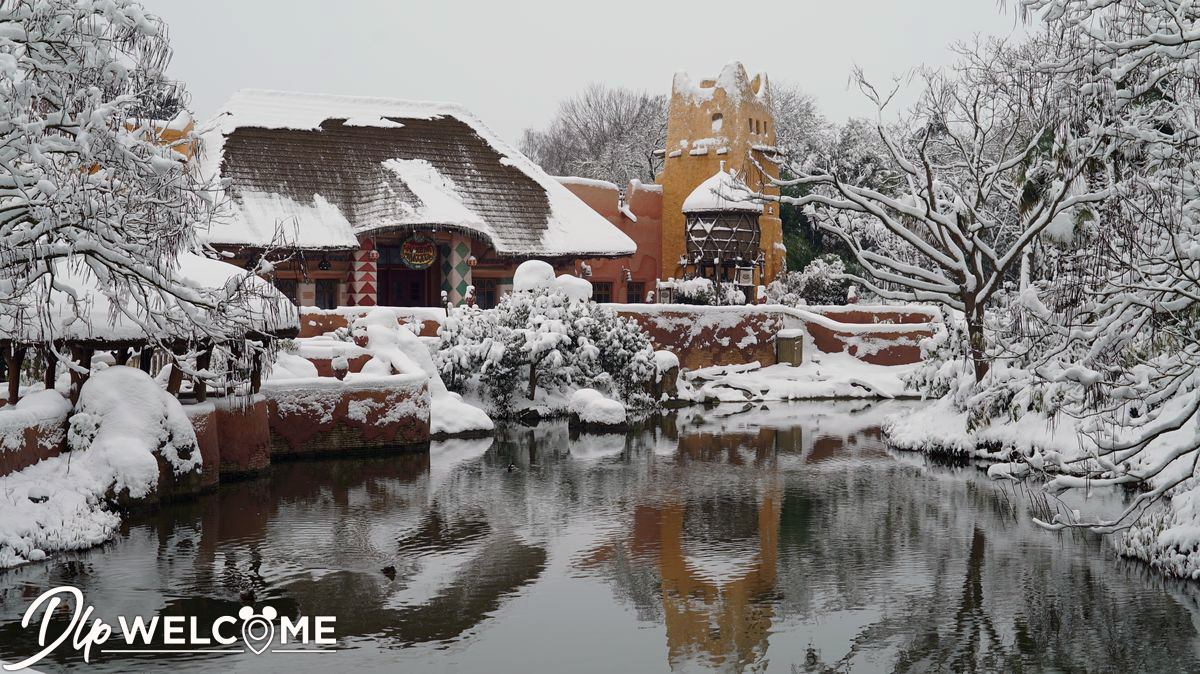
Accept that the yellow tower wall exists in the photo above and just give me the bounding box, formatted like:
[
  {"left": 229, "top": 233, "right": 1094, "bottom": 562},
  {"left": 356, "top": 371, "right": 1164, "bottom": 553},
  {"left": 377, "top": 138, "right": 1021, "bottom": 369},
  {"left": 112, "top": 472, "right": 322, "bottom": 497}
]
[{"left": 658, "top": 62, "right": 784, "bottom": 295}]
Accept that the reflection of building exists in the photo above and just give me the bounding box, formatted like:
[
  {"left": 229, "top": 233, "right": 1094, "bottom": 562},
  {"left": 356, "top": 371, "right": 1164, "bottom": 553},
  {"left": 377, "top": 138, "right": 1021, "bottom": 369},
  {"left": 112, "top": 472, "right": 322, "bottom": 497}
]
[
  {"left": 578, "top": 427, "right": 783, "bottom": 672},
  {"left": 200, "top": 90, "right": 635, "bottom": 309}
]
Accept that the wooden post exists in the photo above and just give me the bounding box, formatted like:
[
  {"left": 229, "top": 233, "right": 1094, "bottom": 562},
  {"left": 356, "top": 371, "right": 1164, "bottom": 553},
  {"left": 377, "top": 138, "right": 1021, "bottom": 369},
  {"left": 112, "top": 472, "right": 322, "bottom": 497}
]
[
  {"left": 3, "top": 342, "right": 26, "bottom": 405},
  {"left": 43, "top": 348, "right": 57, "bottom": 390},
  {"left": 166, "top": 345, "right": 184, "bottom": 397},
  {"left": 112, "top": 346, "right": 131, "bottom": 365},
  {"left": 68, "top": 345, "right": 93, "bottom": 405},
  {"left": 193, "top": 346, "right": 213, "bottom": 402},
  {"left": 250, "top": 351, "right": 263, "bottom": 394},
  {"left": 139, "top": 345, "right": 155, "bottom": 374}
]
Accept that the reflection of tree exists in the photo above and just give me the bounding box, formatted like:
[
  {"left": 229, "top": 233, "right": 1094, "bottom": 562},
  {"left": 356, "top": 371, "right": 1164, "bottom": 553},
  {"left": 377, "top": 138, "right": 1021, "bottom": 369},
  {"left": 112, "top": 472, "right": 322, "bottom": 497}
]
[{"left": 276, "top": 532, "right": 547, "bottom": 645}]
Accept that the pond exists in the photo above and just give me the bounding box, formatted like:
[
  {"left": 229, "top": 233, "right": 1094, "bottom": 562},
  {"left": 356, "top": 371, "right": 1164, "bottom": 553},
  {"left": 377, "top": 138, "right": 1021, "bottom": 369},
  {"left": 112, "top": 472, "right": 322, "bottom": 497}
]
[{"left": 2, "top": 401, "right": 1199, "bottom": 673}]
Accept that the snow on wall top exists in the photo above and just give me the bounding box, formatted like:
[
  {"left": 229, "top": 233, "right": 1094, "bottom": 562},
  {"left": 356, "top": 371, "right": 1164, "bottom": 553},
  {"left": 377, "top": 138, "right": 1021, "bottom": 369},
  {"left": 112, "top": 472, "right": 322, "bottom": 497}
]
[
  {"left": 672, "top": 62, "right": 770, "bottom": 106},
  {"left": 553, "top": 175, "right": 620, "bottom": 191},
  {"left": 682, "top": 168, "right": 763, "bottom": 214},
  {"left": 200, "top": 90, "right": 636, "bottom": 258}
]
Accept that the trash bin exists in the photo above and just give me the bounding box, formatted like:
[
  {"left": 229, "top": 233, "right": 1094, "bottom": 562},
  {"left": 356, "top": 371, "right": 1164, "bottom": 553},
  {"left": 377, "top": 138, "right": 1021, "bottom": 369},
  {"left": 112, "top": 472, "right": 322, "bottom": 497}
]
[{"left": 775, "top": 328, "right": 804, "bottom": 366}]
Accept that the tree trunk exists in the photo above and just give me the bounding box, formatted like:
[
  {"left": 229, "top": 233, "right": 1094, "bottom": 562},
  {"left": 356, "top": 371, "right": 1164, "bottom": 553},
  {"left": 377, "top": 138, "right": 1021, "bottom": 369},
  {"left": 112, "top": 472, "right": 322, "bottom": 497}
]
[
  {"left": 139, "top": 345, "right": 155, "bottom": 374},
  {"left": 965, "top": 304, "right": 989, "bottom": 383},
  {"left": 250, "top": 352, "right": 262, "bottom": 394}
]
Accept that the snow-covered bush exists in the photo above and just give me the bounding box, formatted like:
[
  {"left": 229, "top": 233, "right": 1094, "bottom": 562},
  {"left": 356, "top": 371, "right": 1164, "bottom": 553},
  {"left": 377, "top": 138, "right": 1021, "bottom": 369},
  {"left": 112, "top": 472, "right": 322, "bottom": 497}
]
[
  {"left": 660, "top": 277, "right": 746, "bottom": 305},
  {"left": 436, "top": 261, "right": 657, "bottom": 416},
  {"left": 765, "top": 254, "right": 850, "bottom": 306}
]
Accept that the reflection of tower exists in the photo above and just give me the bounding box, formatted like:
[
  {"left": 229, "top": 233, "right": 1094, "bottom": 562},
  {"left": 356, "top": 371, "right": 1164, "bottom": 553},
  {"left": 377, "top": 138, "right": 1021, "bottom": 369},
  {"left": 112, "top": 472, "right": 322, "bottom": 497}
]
[
  {"left": 657, "top": 479, "right": 781, "bottom": 672},
  {"left": 574, "top": 427, "right": 785, "bottom": 671},
  {"left": 660, "top": 62, "right": 784, "bottom": 296}
]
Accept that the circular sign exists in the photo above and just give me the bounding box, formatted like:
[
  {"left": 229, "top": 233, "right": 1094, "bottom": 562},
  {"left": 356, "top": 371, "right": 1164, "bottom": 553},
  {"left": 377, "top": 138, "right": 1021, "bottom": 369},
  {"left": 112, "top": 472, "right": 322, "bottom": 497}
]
[{"left": 401, "top": 235, "right": 436, "bottom": 270}]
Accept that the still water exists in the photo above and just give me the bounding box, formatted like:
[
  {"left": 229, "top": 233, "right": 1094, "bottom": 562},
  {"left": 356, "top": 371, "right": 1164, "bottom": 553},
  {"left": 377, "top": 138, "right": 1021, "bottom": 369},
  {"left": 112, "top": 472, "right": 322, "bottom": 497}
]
[{"left": 2, "top": 401, "right": 1200, "bottom": 673}]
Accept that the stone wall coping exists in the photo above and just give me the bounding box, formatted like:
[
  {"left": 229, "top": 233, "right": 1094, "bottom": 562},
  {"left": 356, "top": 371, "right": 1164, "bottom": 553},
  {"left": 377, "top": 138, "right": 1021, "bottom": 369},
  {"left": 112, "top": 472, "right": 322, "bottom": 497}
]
[{"left": 259, "top": 372, "right": 427, "bottom": 393}]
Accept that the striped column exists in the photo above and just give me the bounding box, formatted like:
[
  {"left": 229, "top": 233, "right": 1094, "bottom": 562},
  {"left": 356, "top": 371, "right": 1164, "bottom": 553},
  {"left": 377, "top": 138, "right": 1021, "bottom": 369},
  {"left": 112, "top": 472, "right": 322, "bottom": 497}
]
[{"left": 350, "top": 238, "right": 377, "bottom": 306}]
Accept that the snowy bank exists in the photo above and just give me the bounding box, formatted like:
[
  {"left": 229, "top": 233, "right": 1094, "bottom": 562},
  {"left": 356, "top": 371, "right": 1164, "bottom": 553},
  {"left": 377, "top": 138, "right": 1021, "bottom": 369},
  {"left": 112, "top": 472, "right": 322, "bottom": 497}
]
[
  {"left": 882, "top": 396, "right": 1086, "bottom": 460},
  {"left": 681, "top": 351, "right": 919, "bottom": 403},
  {"left": 569, "top": 389, "right": 627, "bottom": 429}
]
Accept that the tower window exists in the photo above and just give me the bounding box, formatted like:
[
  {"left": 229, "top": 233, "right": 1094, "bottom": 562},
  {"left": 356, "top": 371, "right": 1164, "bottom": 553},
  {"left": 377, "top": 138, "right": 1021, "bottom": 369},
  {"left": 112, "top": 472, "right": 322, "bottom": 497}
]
[
  {"left": 748, "top": 118, "right": 754, "bottom": 133},
  {"left": 711, "top": 112, "right": 723, "bottom": 132}
]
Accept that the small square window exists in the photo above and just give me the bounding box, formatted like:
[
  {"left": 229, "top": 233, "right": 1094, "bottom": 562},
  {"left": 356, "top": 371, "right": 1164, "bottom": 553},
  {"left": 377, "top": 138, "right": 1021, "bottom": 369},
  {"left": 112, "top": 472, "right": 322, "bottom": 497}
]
[
  {"left": 475, "top": 278, "right": 498, "bottom": 309},
  {"left": 593, "top": 282, "right": 613, "bottom": 303},
  {"left": 315, "top": 279, "right": 338, "bottom": 309},
  {"left": 626, "top": 281, "right": 645, "bottom": 303}
]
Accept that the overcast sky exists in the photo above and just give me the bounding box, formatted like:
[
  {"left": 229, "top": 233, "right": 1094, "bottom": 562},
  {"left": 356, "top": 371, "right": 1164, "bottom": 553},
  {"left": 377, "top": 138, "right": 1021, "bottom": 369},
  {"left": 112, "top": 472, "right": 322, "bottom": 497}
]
[{"left": 152, "top": 0, "right": 1029, "bottom": 144}]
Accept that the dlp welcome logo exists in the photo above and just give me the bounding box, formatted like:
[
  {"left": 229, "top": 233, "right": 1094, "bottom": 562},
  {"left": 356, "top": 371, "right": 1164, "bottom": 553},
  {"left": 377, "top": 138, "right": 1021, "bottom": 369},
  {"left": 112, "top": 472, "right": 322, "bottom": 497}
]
[{"left": 3, "top": 586, "right": 337, "bottom": 671}]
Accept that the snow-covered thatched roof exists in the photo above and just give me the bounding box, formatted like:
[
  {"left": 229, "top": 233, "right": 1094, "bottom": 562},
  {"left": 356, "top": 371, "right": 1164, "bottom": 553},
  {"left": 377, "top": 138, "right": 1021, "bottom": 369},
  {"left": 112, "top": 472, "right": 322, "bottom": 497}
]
[
  {"left": 199, "top": 90, "right": 637, "bottom": 257},
  {"left": 682, "top": 168, "right": 763, "bottom": 214},
  {"left": 0, "top": 253, "right": 298, "bottom": 345}
]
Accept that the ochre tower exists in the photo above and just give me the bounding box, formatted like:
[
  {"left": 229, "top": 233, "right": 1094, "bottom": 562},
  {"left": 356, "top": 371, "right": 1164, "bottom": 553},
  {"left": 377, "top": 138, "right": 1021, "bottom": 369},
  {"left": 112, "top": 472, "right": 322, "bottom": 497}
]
[{"left": 658, "top": 62, "right": 784, "bottom": 295}]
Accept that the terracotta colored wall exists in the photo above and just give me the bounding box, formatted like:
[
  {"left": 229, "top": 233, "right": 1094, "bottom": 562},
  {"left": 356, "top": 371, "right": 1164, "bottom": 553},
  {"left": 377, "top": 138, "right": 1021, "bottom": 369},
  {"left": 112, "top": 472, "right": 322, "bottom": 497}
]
[
  {"left": 660, "top": 63, "right": 785, "bottom": 290},
  {"left": 560, "top": 179, "right": 663, "bottom": 303},
  {"left": 803, "top": 305, "right": 938, "bottom": 325},
  {"left": 617, "top": 305, "right": 935, "bottom": 369},
  {"left": 261, "top": 377, "right": 430, "bottom": 457},
  {"left": 186, "top": 404, "right": 221, "bottom": 490},
  {"left": 298, "top": 308, "right": 443, "bottom": 338},
  {"left": 213, "top": 397, "right": 272, "bottom": 477},
  {"left": 622, "top": 309, "right": 781, "bottom": 370},
  {"left": 0, "top": 417, "right": 67, "bottom": 478}
]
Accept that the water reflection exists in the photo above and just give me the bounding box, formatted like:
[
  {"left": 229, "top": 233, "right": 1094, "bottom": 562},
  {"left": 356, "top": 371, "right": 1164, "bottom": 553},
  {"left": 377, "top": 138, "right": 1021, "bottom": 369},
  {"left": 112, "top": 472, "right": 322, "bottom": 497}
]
[{"left": 1, "top": 401, "right": 1199, "bottom": 673}]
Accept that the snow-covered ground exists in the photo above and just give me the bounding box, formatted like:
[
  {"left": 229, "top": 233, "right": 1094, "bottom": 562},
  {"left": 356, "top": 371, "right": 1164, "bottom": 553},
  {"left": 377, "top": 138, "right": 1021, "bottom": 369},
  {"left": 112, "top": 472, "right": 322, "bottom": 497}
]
[
  {"left": 882, "top": 396, "right": 1087, "bottom": 460},
  {"left": 680, "top": 351, "right": 919, "bottom": 403}
]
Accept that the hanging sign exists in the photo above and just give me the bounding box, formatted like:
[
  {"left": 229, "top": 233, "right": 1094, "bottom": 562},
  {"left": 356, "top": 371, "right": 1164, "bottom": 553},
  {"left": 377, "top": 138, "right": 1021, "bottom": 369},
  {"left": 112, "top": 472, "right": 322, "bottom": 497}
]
[{"left": 401, "top": 235, "right": 436, "bottom": 270}]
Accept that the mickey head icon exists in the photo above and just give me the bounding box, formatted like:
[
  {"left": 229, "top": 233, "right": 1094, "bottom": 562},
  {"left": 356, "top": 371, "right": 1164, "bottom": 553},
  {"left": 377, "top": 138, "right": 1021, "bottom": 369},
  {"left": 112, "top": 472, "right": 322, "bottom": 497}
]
[{"left": 238, "top": 605, "right": 277, "bottom": 655}]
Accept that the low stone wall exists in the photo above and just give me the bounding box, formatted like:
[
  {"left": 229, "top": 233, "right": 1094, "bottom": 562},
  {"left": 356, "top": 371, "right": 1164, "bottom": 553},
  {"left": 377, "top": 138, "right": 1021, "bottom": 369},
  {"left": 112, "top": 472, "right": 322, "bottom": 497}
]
[
  {"left": 0, "top": 394, "right": 70, "bottom": 478},
  {"left": 803, "top": 304, "right": 939, "bottom": 325},
  {"left": 300, "top": 302, "right": 936, "bottom": 370},
  {"left": 185, "top": 402, "right": 221, "bottom": 489},
  {"left": 213, "top": 396, "right": 273, "bottom": 477},
  {"left": 619, "top": 308, "right": 783, "bottom": 370},
  {"left": 298, "top": 307, "right": 444, "bottom": 338},
  {"left": 614, "top": 304, "right": 935, "bottom": 369},
  {"left": 260, "top": 374, "right": 430, "bottom": 458}
]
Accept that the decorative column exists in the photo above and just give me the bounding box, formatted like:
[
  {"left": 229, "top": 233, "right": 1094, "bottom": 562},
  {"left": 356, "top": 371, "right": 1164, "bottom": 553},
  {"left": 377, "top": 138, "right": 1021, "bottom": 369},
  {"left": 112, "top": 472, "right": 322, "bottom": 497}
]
[
  {"left": 350, "top": 238, "right": 377, "bottom": 306},
  {"left": 445, "top": 235, "right": 473, "bottom": 305}
]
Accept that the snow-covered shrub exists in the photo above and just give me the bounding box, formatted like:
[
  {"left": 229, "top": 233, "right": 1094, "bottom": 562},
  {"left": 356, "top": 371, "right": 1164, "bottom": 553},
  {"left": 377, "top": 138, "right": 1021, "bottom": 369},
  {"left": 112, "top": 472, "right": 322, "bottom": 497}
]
[
  {"left": 65, "top": 366, "right": 202, "bottom": 501},
  {"left": 904, "top": 306, "right": 1074, "bottom": 434},
  {"left": 435, "top": 261, "right": 657, "bottom": 416},
  {"left": 660, "top": 277, "right": 746, "bottom": 305},
  {"left": 765, "top": 254, "right": 850, "bottom": 306}
]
